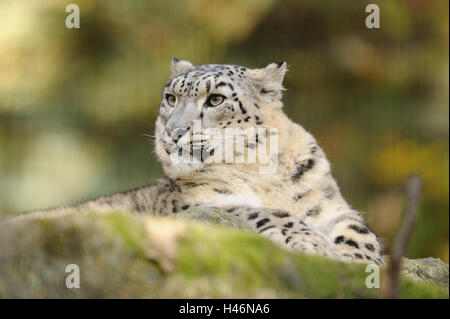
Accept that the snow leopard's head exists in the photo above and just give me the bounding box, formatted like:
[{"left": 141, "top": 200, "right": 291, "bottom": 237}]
[{"left": 155, "top": 58, "right": 287, "bottom": 177}]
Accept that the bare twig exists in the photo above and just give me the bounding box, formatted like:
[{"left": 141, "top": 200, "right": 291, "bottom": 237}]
[{"left": 383, "top": 174, "right": 422, "bottom": 298}]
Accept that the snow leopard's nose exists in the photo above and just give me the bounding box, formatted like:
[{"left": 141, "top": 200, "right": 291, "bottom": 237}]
[{"left": 165, "top": 127, "right": 188, "bottom": 143}]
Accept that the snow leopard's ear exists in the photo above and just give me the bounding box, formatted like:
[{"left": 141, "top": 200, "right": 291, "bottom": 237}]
[
  {"left": 246, "top": 62, "right": 287, "bottom": 103},
  {"left": 171, "top": 57, "right": 194, "bottom": 75}
]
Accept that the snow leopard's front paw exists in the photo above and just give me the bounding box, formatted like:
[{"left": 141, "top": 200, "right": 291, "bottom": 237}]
[
  {"left": 281, "top": 224, "right": 343, "bottom": 260},
  {"left": 232, "top": 207, "right": 344, "bottom": 261},
  {"left": 330, "top": 214, "right": 384, "bottom": 265}
]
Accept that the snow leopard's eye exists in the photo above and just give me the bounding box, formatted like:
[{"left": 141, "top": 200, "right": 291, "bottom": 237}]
[
  {"left": 206, "top": 94, "right": 225, "bottom": 107},
  {"left": 165, "top": 94, "right": 177, "bottom": 107}
]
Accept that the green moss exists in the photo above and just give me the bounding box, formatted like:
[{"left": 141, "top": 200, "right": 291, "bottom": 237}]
[
  {"left": 36, "top": 218, "right": 86, "bottom": 258},
  {"left": 176, "top": 221, "right": 448, "bottom": 298},
  {"left": 180, "top": 225, "right": 276, "bottom": 275},
  {"left": 397, "top": 278, "right": 448, "bottom": 298},
  {"left": 102, "top": 213, "right": 148, "bottom": 257},
  {"left": 0, "top": 211, "right": 447, "bottom": 298}
]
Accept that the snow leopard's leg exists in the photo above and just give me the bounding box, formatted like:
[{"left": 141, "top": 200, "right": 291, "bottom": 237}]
[
  {"left": 223, "top": 206, "right": 343, "bottom": 261},
  {"left": 318, "top": 211, "right": 384, "bottom": 265}
]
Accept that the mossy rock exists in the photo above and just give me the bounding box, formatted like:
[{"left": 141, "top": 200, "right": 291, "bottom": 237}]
[
  {"left": 400, "top": 257, "right": 449, "bottom": 288},
  {"left": 0, "top": 211, "right": 448, "bottom": 298}
]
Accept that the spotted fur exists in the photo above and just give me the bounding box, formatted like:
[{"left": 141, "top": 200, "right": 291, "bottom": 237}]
[{"left": 25, "top": 59, "right": 384, "bottom": 265}]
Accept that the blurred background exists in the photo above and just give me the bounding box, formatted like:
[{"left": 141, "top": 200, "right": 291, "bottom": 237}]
[{"left": 0, "top": 0, "right": 448, "bottom": 261}]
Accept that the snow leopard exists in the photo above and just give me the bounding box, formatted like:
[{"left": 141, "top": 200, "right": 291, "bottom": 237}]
[{"left": 22, "top": 58, "right": 384, "bottom": 265}]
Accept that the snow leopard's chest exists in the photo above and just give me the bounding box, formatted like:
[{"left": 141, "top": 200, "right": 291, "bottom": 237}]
[{"left": 180, "top": 168, "right": 348, "bottom": 224}]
